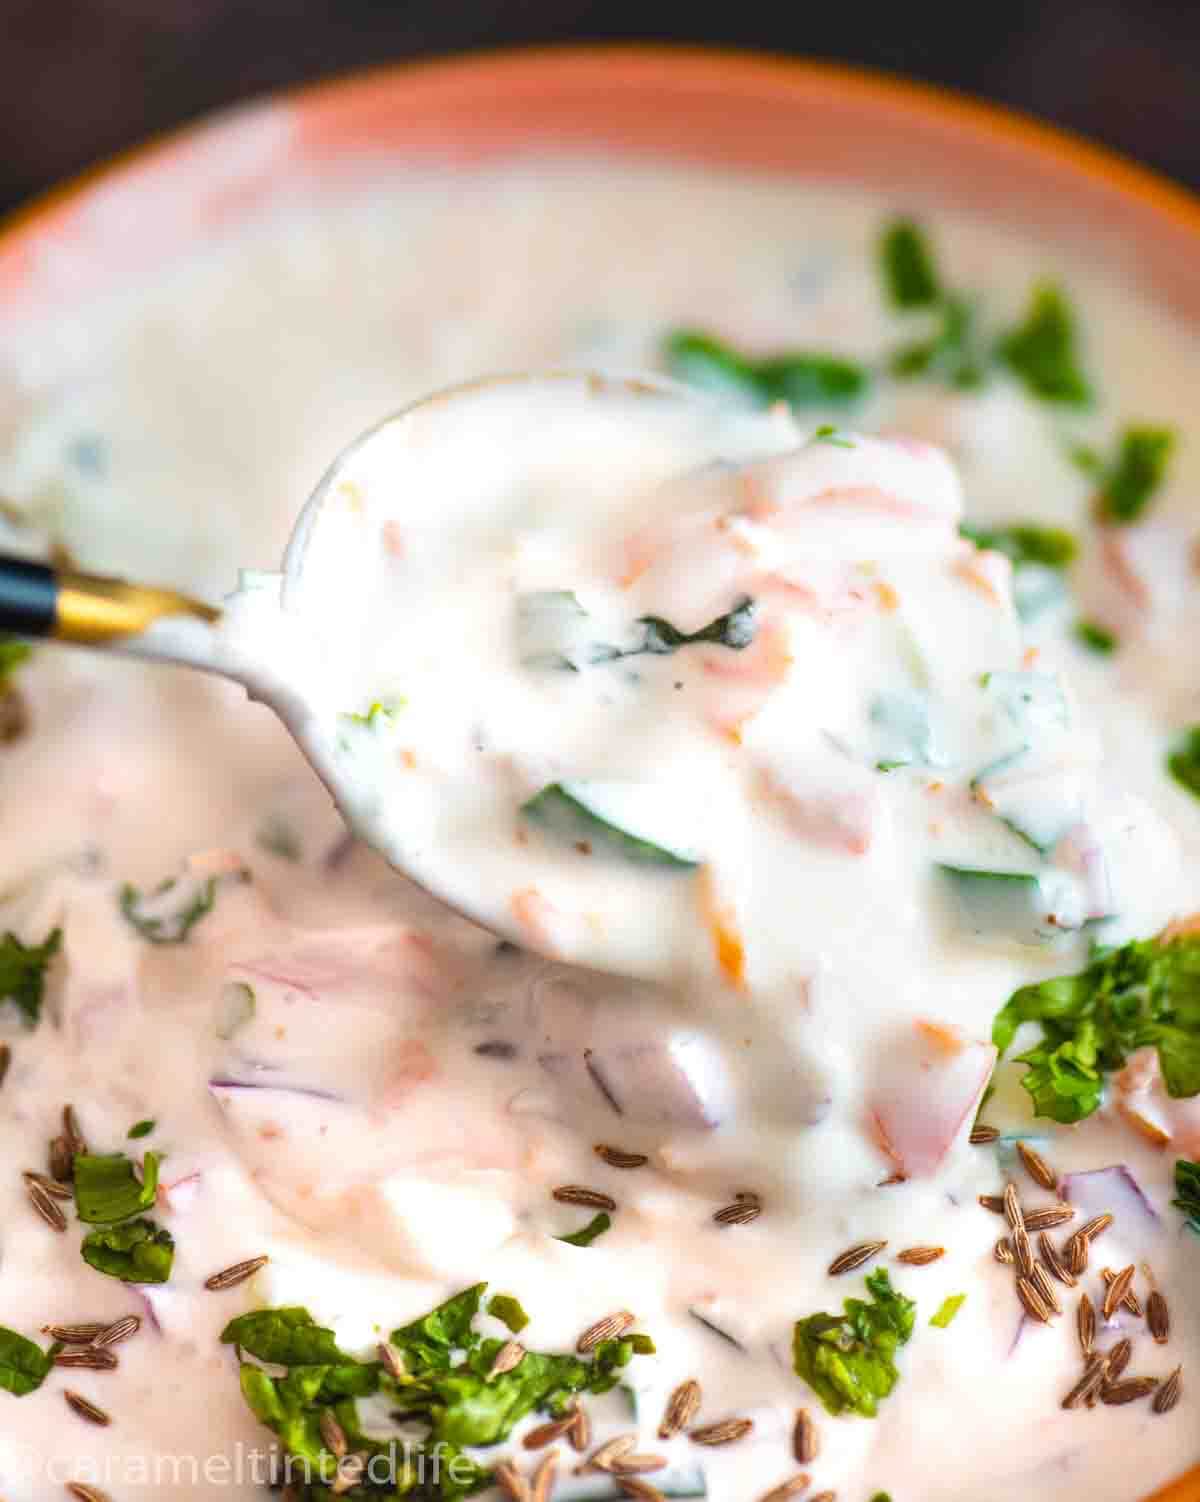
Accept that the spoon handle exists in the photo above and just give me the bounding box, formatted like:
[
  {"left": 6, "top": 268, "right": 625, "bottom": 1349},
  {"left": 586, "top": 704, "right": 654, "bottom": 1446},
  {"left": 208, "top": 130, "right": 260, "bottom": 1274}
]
[{"left": 0, "top": 552, "right": 223, "bottom": 671}]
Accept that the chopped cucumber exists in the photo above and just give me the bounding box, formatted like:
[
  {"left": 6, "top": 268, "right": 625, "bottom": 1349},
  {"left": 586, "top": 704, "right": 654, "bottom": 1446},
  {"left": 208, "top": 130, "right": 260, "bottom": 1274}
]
[
  {"left": 869, "top": 691, "right": 944, "bottom": 770},
  {"left": 970, "top": 750, "right": 1081, "bottom": 854},
  {"left": 1012, "top": 564, "right": 1068, "bottom": 623},
  {"left": 516, "top": 591, "right": 619, "bottom": 671},
  {"left": 522, "top": 783, "right": 700, "bottom": 868},
  {"left": 555, "top": 1464, "right": 707, "bottom": 1499},
  {"left": 937, "top": 863, "right": 1077, "bottom": 944},
  {"left": 982, "top": 671, "right": 1068, "bottom": 734}
]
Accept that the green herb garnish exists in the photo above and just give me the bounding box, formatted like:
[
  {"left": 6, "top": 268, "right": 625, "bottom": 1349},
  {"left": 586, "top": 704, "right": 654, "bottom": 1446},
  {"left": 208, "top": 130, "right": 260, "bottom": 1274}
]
[
  {"left": 1168, "top": 726, "right": 1200, "bottom": 800},
  {"left": 637, "top": 596, "right": 757, "bottom": 655},
  {"left": 73, "top": 1151, "right": 161, "bottom": 1224},
  {"left": 812, "top": 424, "right": 856, "bottom": 448},
  {"left": 1090, "top": 426, "right": 1176, "bottom": 523},
  {"left": 0, "top": 1326, "right": 58, "bottom": 1396},
  {"left": 486, "top": 1294, "right": 530, "bottom": 1334},
  {"left": 81, "top": 1218, "right": 174, "bottom": 1283},
  {"left": 556, "top": 1212, "right": 612, "bottom": 1247},
  {"left": 1173, "top": 1159, "right": 1200, "bottom": 1234},
  {"left": 224, "top": 1285, "right": 652, "bottom": 1499},
  {"left": 0, "top": 637, "right": 31, "bottom": 682},
  {"left": 997, "top": 283, "right": 1091, "bottom": 405},
  {"left": 958, "top": 521, "right": 1077, "bottom": 571},
  {"left": 341, "top": 698, "right": 405, "bottom": 729},
  {"left": 0, "top": 927, "right": 61, "bottom": 1027},
  {"left": 890, "top": 293, "right": 985, "bottom": 389},
  {"left": 1074, "top": 620, "right": 1118, "bottom": 655},
  {"left": 991, "top": 931, "right": 1200, "bottom": 1123},
  {"left": 664, "top": 329, "right": 868, "bottom": 408},
  {"left": 880, "top": 219, "right": 941, "bottom": 308},
  {"left": 127, "top": 1120, "right": 155, "bottom": 1139},
  {"left": 930, "top": 1294, "right": 966, "bottom": 1328},
  {"left": 792, "top": 1268, "right": 915, "bottom": 1418},
  {"left": 119, "top": 876, "right": 216, "bottom": 945}
]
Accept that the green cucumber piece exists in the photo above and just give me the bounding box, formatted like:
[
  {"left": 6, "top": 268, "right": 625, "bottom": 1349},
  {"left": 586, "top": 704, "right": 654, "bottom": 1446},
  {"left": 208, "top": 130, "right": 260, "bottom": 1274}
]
[
  {"left": 555, "top": 1464, "right": 707, "bottom": 1500},
  {"left": 937, "top": 864, "right": 1059, "bottom": 944},
  {"left": 982, "top": 671, "right": 1068, "bottom": 734},
  {"left": 970, "top": 750, "right": 1081, "bottom": 854},
  {"left": 1012, "top": 564, "right": 1068, "bottom": 624},
  {"left": 869, "top": 691, "right": 944, "bottom": 770},
  {"left": 522, "top": 783, "right": 700, "bottom": 868}
]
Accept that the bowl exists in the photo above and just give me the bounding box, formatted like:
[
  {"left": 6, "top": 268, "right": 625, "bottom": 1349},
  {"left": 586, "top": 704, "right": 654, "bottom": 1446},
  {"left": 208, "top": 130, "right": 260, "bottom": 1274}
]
[{"left": 0, "top": 45, "right": 1195, "bottom": 1502}]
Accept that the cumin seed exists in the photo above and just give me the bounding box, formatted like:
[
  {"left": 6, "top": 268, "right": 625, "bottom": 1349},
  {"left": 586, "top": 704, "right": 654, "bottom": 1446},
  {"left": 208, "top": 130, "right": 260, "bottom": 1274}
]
[
  {"left": 617, "top": 1481, "right": 665, "bottom": 1502},
  {"left": 531, "top": 1450, "right": 558, "bottom": 1502},
  {"left": 1016, "top": 1141, "right": 1058, "bottom": 1193},
  {"left": 93, "top": 1315, "right": 141, "bottom": 1349},
  {"left": 42, "top": 1323, "right": 108, "bottom": 1344},
  {"left": 1037, "top": 1234, "right": 1076, "bottom": 1287},
  {"left": 612, "top": 1455, "right": 669, "bottom": 1475},
  {"left": 1100, "top": 1266, "right": 1143, "bottom": 1317},
  {"left": 319, "top": 1408, "right": 347, "bottom": 1459},
  {"left": 1101, "top": 1377, "right": 1159, "bottom": 1406},
  {"left": 897, "top": 1246, "right": 944, "bottom": 1266},
  {"left": 690, "top": 1417, "right": 754, "bottom": 1446},
  {"left": 1147, "top": 1290, "right": 1170, "bottom": 1344},
  {"left": 329, "top": 1454, "right": 365, "bottom": 1496},
  {"left": 494, "top": 1460, "right": 531, "bottom": 1502},
  {"left": 1013, "top": 1224, "right": 1034, "bottom": 1279},
  {"left": 1153, "top": 1365, "right": 1183, "bottom": 1415},
  {"left": 994, "top": 1237, "right": 1015, "bottom": 1265},
  {"left": 713, "top": 1199, "right": 762, "bottom": 1226},
  {"left": 1078, "top": 1293, "right": 1097, "bottom": 1358},
  {"left": 488, "top": 1340, "right": 526, "bottom": 1380},
  {"left": 1062, "top": 1356, "right": 1107, "bottom": 1410},
  {"left": 377, "top": 1341, "right": 407, "bottom": 1381},
  {"left": 554, "top": 1185, "right": 618, "bottom": 1212},
  {"left": 568, "top": 1404, "right": 591, "bottom": 1452},
  {"left": 23, "top": 1170, "right": 73, "bottom": 1201},
  {"left": 578, "top": 1434, "right": 636, "bottom": 1473},
  {"left": 969, "top": 1123, "right": 1000, "bottom": 1144},
  {"left": 1023, "top": 1205, "right": 1075, "bottom": 1232},
  {"left": 1030, "top": 1262, "right": 1062, "bottom": 1315},
  {"left": 1067, "top": 1233, "right": 1089, "bottom": 1277},
  {"left": 1102, "top": 1265, "right": 1136, "bottom": 1321},
  {"left": 1078, "top": 1213, "right": 1114, "bottom": 1243},
  {"left": 1016, "top": 1276, "right": 1052, "bottom": 1324},
  {"left": 204, "top": 1255, "right": 269, "bottom": 1291},
  {"left": 827, "top": 1240, "right": 887, "bottom": 1276},
  {"left": 1104, "top": 1338, "right": 1133, "bottom": 1382},
  {"left": 523, "top": 1413, "right": 576, "bottom": 1449},
  {"left": 793, "top": 1407, "right": 818, "bottom": 1464},
  {"left": 66, "top": 1486, "right": 112, "bottom": 1502},
  {"left": 49, "top": 1134, "right": 74, "bottom": 1183},
  {"left": 27, "top": 1177, "right": 68, "bottom": 1233},
  {"left": 659, "top": 1379, "right": 702, "bottom": 1438},
  {"left": 979, "top": 1194, "right": 1005, "bottom": 1214},
  {"left": 54, "top": 1348, "right": 118, "bottom": 1371},
  {"left": 576, "top": 1310, "right": 635, "bottom": 1354},
  {"left": 1003, "top": 1182, "right": 1025, "bottom": 1233},
  {"left": 594, "top": 1144, "right": 649, "bottom": 1170},
  {"left": 62, "top": 1104, "right": 88, "bottom": 1157},
  {"left": 64, "top": 1390, "right": 110, "bottom": 1427},
  {"left": 759, "top": 1479, "right": 811, "bottom": 1502}
]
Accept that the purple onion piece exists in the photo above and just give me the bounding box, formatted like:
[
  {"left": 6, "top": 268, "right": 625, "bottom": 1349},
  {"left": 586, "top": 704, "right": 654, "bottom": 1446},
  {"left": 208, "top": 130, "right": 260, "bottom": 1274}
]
[
  {"left": 1062, "top": 1164, "right": 1159, "bottom": 1225},
  {"left": 208, "top": 1078, "right": 346, "bottom": 1103}
]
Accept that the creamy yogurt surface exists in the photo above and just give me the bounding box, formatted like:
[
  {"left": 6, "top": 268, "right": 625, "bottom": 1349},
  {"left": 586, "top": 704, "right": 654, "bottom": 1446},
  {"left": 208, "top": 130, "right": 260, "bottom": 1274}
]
[{"left": 0, "top": 160, "right": 1198, "bottom": 1502}]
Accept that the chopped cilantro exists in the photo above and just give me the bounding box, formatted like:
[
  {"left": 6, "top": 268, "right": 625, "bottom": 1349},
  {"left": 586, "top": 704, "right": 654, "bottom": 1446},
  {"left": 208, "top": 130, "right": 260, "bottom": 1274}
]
[
  {"left": 958, "top": 521, "right": 1077, "bottom": 571},
  {"left": 341, "top": 697, "right": 405, "bottom": 728},
  {"left": 0, "top": 637, "right": 31, "bottom": 682},
  {"left": 1074, "top": 620, "right": 1118, "bottom": 655},
  {"left": 1173, "top": 1159, "right": 1200, "bottom": 1234},
  {"left": 1092, "top": 426, "right": 1176, "bottom": 523},
  {"left": 890, "top": 293, "right": 985, "bottom": 389},
  {"left": 486, "top": 1294, "right": 530, "bottom": 1333},
  {"left": 812, "top": 424, "right": 856, "bottom": 448},
  {"left": 224, "top": 1286, "right": 652, "bottom": 1499},
  {"left": 880, "top": 219, "right": 941, "bottom": 308},
  {"left": 73, "top": 1151, "right": 161, "bottom": 1224},
  {"left": 0, "top": 1326, "right": 58, "bottom": 1396},
  {"left": 119, "top": 875, "right": 216, "bottom": 945},
  {"left": 664, "top": 329, "right": 869, "bottom": 408},
  {"left": 81, "top": 1218, "right": 174, "bottom": 1283},
  {"left": 997, "top": 283, "right": 1091, "bottom": 405},
  {"left": 127, "top": 1119, "right": 155, "bottom": 1139},
  {"left": 792, "top": 1268, "right": 915, "bottom": 1418},
  {"left": 556, "top": 1212, "right": 612, "bottom": 1247},
  {"left": 637, "top": 596, "right": 757, "bottom": 655},
  {"left": 0, "top": 927, "right": 61, "bottom": 1026},
  {"left": 1168, "top": 726, "right": 1200, "bottom": 800},
  {"left": 930, "top": 1294, "right": 966, "bottom": 1328},
  {"left": 992, "top": 931, "right": 1200, "bottom": 1123}
]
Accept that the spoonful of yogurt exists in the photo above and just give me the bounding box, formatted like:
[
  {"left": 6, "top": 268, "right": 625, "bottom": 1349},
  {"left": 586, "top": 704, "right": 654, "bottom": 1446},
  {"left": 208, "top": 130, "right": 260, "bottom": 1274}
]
[{"left": 0, "top": 371, "right": 1169, "bottom": 985}]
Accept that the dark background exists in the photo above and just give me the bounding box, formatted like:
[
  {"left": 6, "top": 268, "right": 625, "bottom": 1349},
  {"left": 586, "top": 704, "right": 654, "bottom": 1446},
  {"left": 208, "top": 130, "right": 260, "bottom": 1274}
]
[{"left": 4, "top": 0, "right": 1200, "bottom": 219}]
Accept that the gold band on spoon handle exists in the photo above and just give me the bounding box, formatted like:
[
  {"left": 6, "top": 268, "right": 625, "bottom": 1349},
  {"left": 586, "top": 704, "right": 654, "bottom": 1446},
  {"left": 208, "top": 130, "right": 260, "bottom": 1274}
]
[{"left": 52, "top": 571, "right": 220, "bottom": 645}]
